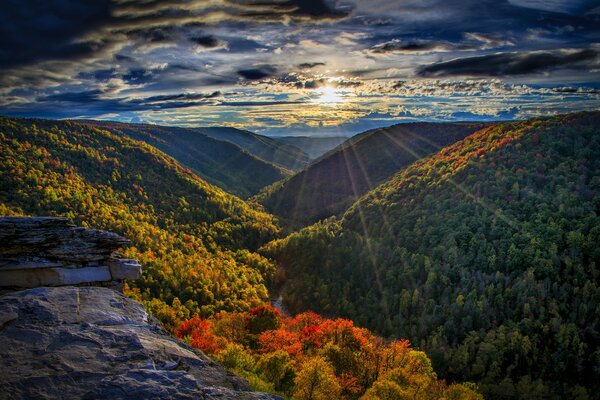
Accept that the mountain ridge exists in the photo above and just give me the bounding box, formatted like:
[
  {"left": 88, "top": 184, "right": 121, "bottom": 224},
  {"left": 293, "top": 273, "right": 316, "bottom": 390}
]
[
  {"left": 262, "top": 111, "right": 600, "bottom": 398},
  {"left": 79, "top": 119, "right": 289, "bottom": 198},
  {"left": 257, "top": 121, "right": 490, "bottom": 227},
  {"left": 196, "top": 127, "right": 310, "bottom": 170}
]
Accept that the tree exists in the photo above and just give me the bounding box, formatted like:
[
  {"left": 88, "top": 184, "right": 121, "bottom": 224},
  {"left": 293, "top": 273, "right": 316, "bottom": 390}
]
[{"left": 293, "top": 356, "right": 341, "bottom": 400}]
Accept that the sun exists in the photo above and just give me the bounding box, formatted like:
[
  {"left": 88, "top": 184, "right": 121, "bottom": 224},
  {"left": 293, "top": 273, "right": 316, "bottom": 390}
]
[{"left": 311, "top": 85, "right": 345, "bottom": 106}]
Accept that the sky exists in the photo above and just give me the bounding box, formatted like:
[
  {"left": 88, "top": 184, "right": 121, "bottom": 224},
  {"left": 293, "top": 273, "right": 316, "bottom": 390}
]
[{"left": 0, "top": 0, "right": 599, "bottom": 136}]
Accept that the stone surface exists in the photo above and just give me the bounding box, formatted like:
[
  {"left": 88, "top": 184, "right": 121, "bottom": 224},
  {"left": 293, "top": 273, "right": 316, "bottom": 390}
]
[
  {"left": 0, "top": 217, "right": 141, "bottom": 287},
  {"left": 0, "top": 217, "right": 130, "bottom": 262},
  {"left": 0, "top": 266, "right": 112, "bottom": 288},
  {"left": 0, "top": 286, "right": 282, "bottom": 400},
  {"left": 108, "top": 259, "right": 142, "bottom": 281}
]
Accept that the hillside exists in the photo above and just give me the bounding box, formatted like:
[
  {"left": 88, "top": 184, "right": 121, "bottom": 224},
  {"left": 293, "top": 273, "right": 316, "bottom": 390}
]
[
  {"left": 274, "top": 136, "right": 348, "bottom": 159},
  {"left": 0, "top": 118, "right": 482, "bottom": 400},
  {"left": 0, "top": 116, "right": 280, "bottom": 330},
  {"left": 262, "top": 112, "right": 600, "bottom": 399},
  {"left": 81, "top": 120, "right": 287, "bottom": 198},
  {"left": 198, "top": 127, "right": 310, "bottom": 170},
  {"left": 257, "top": 122, "right": 489, "bottom": 227}
]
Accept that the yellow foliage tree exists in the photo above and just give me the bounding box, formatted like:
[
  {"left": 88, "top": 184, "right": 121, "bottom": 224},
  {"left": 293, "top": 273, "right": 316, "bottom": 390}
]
[{"left": 293, "top": 356, "right": 341, "bottom": 400}]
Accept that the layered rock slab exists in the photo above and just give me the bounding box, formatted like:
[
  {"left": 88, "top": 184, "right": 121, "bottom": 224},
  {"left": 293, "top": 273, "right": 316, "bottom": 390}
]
[
  {"left": 0, "top": 286, "right": 281, "bottom": 400},
  {"left": 0, "top": 217, "right": 141, "bottom": 287}
]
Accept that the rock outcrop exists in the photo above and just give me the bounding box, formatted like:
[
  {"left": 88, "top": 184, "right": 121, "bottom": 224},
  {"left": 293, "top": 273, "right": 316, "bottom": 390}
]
[
  {"left": 0, "top": 286, "right": 280, "bottom": 399},
  {"left": 0, "top": 217, "right": 141, "bottom": 288},
  {"left": 0, "top": 217, "right": 282, "bottom": 399}
]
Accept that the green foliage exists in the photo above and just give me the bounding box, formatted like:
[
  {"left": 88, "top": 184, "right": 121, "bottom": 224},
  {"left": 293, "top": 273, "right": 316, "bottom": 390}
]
[
  {"left": 0, "top": 117, "right": 279, "bottom": 327},
  {"left": 264, "top": 112, "right": 600, "bottom": 398},
  {"left": 82, "top": 120, "right": 290, "bottom": 198}
]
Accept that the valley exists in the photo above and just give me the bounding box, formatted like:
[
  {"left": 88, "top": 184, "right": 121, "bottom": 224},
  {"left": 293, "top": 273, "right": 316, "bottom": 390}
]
[{"left": 1, "top": 112, "right": 599, "bottom": 399}]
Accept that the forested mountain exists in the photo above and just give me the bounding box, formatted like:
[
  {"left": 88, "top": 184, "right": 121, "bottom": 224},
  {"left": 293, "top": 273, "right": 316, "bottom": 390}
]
[
  {"left": 274, "top": 136, "right": 348, "bottom": 159},
  {"left": 257, "top": 122, "right": 489, "bottom": 227},
  {"left": 0, "top": 116, "right": 280, "bottom": 330},
  {"left": 81, "top": 120, "right": 287, "bottom": 198},
  {"left": 197, "top": 127, "right": 310, "bottom": 170},
  {"left": 0, "top": 115, "right": 482, "bottom": 399},
  {"left": 262, "top": 112, "right": 600, "bottom": 399}
]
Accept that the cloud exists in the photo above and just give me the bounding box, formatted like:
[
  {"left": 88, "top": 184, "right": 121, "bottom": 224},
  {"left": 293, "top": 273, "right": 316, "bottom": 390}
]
[
  {"left": 552, "top": 86, "right": 600, "bottom": 94},
  {"left": 0, "top": 0, "right": 115, "bottom": 69},
  {"left": 370, "top": 39, "right": 459, "bottom": 54},
  {"left": 369, "top": 33, "right": 514, "bottom": 55},
  {"left": 507, "top": 0, "right": 597, "bottom": 14},
  {"left": 237, "top": 65, "right": 278, "bottom": 80},
  {"left": 298, "top": 62, "right": 326, "bottom": 69},
  {"left": 0, "top": 0, "right": 352, "bottom": 73},
  {"left": 191, "top": 35, "right": 222, "bottom": 48},
  {"left": 418, "top": 49, "right": 598, "bottom": 77},
  {"left": 259, "top": 73, "right": 362, "bottom": 90},
  {"left": 36, "top": 89, "right": 222, "bottom": 114},
  {"left": 141, "top": 91, "right": 223, "bottom": 103},
  {"left": 234, "top": 0, "right": 352, "bottom": 21}
]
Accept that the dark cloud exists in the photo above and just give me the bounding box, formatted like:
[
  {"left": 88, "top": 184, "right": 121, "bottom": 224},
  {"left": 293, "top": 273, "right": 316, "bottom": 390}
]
[
  {"left": 141, "top": 91, "right": 222, "bottom": 103},
  {"left": 40, "top": 90, "right": 104, "bottom": 103},
  {"left": 552, "top": 86, "right": 600, "bottom": 94},
  {"left": 191, "top": 35, "right": 222, "bottom": 48},
  {"left": 77, "top": 69, "right": 117, "bottom": 82},
  {"left": 0, "top": 0, "right": 113, "bottom": 69},
  {"left": 139, "top": 28, "right": 175, "bottom": 43},
  {"left": 35, "top": 89, "right": 221, "bottom": 115},
  {"left": 298, "top": 62, "right": 326, "bottom": 69},
  {"left": 0, "top": 0, "right": 351, "bottom": 73},
  {"left": 237, "top": 66, "right": 278, "bottom": 80},
  {"left": 371, "top": 40, "right": 458, "bottom": 54},
  {"left": 233, "top": 0, "right": 352, "bottom": 21},
  {"left": 418, "top": 49, "right": 598, "bottom": 77},
  {"left": 122, "top": 68, "right": 155, "bottom": 84},
  {"left": 507, "top": 0, "right": 598, "bottom": 15},
  {"left": 369, "top": 33, "right": 514, "bottom": 55}
]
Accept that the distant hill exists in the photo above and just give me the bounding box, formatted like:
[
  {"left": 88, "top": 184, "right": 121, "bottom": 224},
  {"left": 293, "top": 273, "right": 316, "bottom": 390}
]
[
  {"left": 262, "top": 111, "right": 600, "bottom": 399},
  {"left": 274, "top": 136, "right": 347, "bottom": 159},
  {"left": 80, "top": 120, "right": 288, "bottom": 198},
  {"left": 257, "top": 122, "right": 489, "bottom": 227},
  {"left": 0, "top": 116, "right": 279, "bottom": 329},
  {"left": 197, "top": 127, "right": 310, "bottom": 170}
]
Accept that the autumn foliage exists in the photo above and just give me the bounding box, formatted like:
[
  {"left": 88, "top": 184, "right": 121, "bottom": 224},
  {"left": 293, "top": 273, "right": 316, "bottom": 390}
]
[{"left": 176, "top": 305, "right": 481, "bottom": 399}]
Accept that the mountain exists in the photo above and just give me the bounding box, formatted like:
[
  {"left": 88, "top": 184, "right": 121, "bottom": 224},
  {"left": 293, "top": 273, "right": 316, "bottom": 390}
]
[
  {"left": 257, "top": 122, "right": 489, "bottom": 227},
  {"left": 262, "top": 111, "right": 600, "bottom": 399},
  {"left": 0, "top": 216, "right": 481, "bottom": 400},
  {"left": 197, "top": 127, "right": 310, "bottom": 170},
  {"left": 80, "top": 120, "right": 288, "bottom": 198},
  {"left": 273, "top": 136, "right": 348, "bottom": 159},
  {"left": 0, "top": 116, "right": 279, "bottom": 331}
]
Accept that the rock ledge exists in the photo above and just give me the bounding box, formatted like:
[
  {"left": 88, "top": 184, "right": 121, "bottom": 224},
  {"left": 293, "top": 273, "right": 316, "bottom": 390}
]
[
  {"left": 0, "top": 286, "right": 280, "bottom": 399},
  {"left": 0, "top": 217, "right": 141, "bottom": 288}
]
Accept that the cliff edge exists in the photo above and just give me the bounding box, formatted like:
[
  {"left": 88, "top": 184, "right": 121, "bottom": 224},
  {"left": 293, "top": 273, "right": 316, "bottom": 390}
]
[{"left": 0, "top": 217, "right": 281, "bottom": 399}]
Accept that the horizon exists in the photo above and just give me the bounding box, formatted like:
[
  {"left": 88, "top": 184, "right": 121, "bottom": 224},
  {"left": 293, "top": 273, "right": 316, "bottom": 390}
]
[
  {"left": 0, "top": 0, "right": 599, "bottom": 136},
  {"left": 0, "top": 111, "right": 575, "bottom": 139}
]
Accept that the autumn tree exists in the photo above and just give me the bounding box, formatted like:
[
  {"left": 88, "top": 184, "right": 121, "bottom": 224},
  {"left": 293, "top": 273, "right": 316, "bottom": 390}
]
[{"left": 293, "top": 356, "right": 341, "bottom": 400}]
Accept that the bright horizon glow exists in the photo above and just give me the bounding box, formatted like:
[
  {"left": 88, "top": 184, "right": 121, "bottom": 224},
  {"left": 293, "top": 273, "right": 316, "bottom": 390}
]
[{"left": 311, "top": 86, "right": 346, "bottom": 106}]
